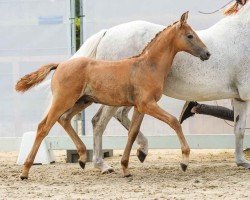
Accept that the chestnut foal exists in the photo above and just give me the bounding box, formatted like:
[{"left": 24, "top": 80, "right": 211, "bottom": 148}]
[{"left": 16, "top": 12, "right": 210, "bottom": 179}]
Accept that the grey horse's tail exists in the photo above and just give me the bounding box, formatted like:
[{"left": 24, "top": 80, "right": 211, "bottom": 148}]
[
  {"left": 71, "top": 29, "right": 107, "bottom": 59},
  {"left": 37, "top": 29, "right": 107, "bottom": 89},
  {"left": 41, "top": 29, "right": 108, "bottom": 116}
]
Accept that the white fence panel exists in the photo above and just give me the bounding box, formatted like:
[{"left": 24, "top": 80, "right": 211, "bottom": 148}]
[{"left": 0, "top": 0, "right": 71, "bottom": 137}]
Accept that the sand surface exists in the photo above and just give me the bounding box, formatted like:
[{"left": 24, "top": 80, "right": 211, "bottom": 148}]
[{"left": 0, "top": 149, "right": 250, "bottom": 200}]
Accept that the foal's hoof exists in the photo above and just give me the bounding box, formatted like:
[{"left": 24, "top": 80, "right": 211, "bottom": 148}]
[
  {"left": 137, "top": 149, "right": 147, "bottom": 163},
  {"left": 20, "top": 175, "right": 28, "bottom": 180},
  {"left": 124, "top": 173, "right": 132, "bottom": 178},
  {"left": 180, "top": 163, "right": 188, "bottom": 172},
  {"left": 78, "top": 160, "right": 86, "bottom": 169}
]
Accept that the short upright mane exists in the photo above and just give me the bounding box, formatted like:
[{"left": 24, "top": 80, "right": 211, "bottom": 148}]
[{"left": 130, "top": 22, "right": 176, "bottom": 59}]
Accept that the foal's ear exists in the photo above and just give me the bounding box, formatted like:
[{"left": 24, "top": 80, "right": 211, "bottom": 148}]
[{"left": 180, "top": 11, "right": 189, "bottom": 26}]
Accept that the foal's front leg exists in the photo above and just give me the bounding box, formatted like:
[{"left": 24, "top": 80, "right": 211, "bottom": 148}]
[
  {"left": 138, "top": 101, "right": 190, "bottom": 171},
  {"left": 121, "top": 108, "right": 144, "bottom": 177},
  {"left": 114, "top": 106, "right": 148, "bottom": 162}
]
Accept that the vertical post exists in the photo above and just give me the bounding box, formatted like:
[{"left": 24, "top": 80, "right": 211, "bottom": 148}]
[
  {"left": 70, "top": 0, "right": 79, "bottom": 132},
  {"left": 79, "top": 0, "right": 86, "bottom": 136},
  {"left": 70, "top": 0, "right": 76, "bottom": 55},
  {"left": 82, "top": 0, "right": 87, "bottom": 42},
  {"left": 80, "top": 0, "right": 84, "bottom": 46}
]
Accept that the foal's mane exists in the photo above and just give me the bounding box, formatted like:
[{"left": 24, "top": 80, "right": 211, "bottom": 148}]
[{"left": 130, "top": 22, "right": 177, "bottom": 59}]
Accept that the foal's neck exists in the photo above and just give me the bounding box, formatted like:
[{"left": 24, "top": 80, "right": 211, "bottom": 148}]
[{"left": 140, "top": 27, "right": 178, "bottom": 75}]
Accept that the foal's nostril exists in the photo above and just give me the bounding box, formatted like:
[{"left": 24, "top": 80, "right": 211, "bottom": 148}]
[{"left": 206, "top": 52, "right": 211, "bottom": 58}]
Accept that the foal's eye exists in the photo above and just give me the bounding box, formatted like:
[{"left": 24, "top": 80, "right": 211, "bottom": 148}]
[{"left": 187, "top": 34, "right": 193, "bottom": 39}]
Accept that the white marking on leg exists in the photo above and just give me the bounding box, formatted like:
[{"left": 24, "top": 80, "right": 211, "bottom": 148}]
[{"left": 92, "top": 105, "right": 118, "bottom": 173}]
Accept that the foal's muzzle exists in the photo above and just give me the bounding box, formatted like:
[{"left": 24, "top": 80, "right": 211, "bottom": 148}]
[{"left": 199, "top": 50, "right": 211, "bottom": 61}]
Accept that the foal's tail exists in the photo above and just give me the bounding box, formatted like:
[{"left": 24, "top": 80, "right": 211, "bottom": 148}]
[{"left": 15, "top": 63, "right": 59, "bottom": 92}]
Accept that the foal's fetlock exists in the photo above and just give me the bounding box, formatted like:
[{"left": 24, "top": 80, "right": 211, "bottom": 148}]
[
  {"left": 180, "top": 148, "right": 190, "bottom": 172},
  {"left": 121, "top": 160, "right": 131, "bottom": 177},
  {"left": 20, "top": 162, "right": 32, "bottom": 180},
  {"left": 122, "top": 166, "right": 132, "bottom": 177},
  {"left": 20, "top": 168, "right": 30, "bottom": 180},
  {"left": 137, "top": 148, "right": 147, "bottom": 163},
  {"left": 20, "top": 173, "right": 29, "bottom": 180}
]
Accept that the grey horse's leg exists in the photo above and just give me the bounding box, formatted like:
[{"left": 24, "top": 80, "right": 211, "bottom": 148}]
[
  {"left": 92, "top": 105, "right": 149, "bottom": 173},
  {"left": 233, "top": 98, "right": 250, "bottom": 169},
  {"left": 114, "top": 106, "right": 149, "bottom": 162},
  {"left": 92, "top": 105, "right": 118, "bottom": 173}
]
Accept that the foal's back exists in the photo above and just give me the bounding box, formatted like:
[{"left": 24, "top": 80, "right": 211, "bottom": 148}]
[{"left": 52, "top": 56, "right": 142, "bottom": 106}]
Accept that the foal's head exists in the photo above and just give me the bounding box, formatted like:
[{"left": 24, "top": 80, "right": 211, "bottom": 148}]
[{"left": 173, "top": 12, "right": 211, "bottom": 61}]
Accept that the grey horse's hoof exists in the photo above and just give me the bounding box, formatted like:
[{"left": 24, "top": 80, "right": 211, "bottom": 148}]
[
  {"left": 180, "top": 163, "right": 188, "bottom": 172},
  {"left": 78, "top": 160, "right": 86, "bottom": 169},
  {"left": 102, "top": 168, "right": 114, "bottom": 174},
  {"left": 137, "top": 149, "right": 147, "bottom": 163},
  {"left": 237, "top": 162, "right": 250, "bottom": 169}
]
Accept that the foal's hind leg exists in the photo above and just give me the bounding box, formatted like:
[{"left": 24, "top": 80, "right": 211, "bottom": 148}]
[
  {"left": 114, "top": 106, "right": 148, "bottom": 163},
  {"left": 20, "top": 97, "right": 78, "bottom": 180},
  {"left": 92, "top": 105, "right": 119, "bottom": 173},
  {"left": 138, "top": 101, "right": 190, "bottom": 171},
  {"left": 58, "top": 99, "right": 92, "bottom": 169},
  {"left": 233, "top": 99, "right": 250, "bottom": 169}
]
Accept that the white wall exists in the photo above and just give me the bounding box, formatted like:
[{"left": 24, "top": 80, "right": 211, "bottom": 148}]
[{"left": 0, "top": 0, "right": 71, "bottom": 137}]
